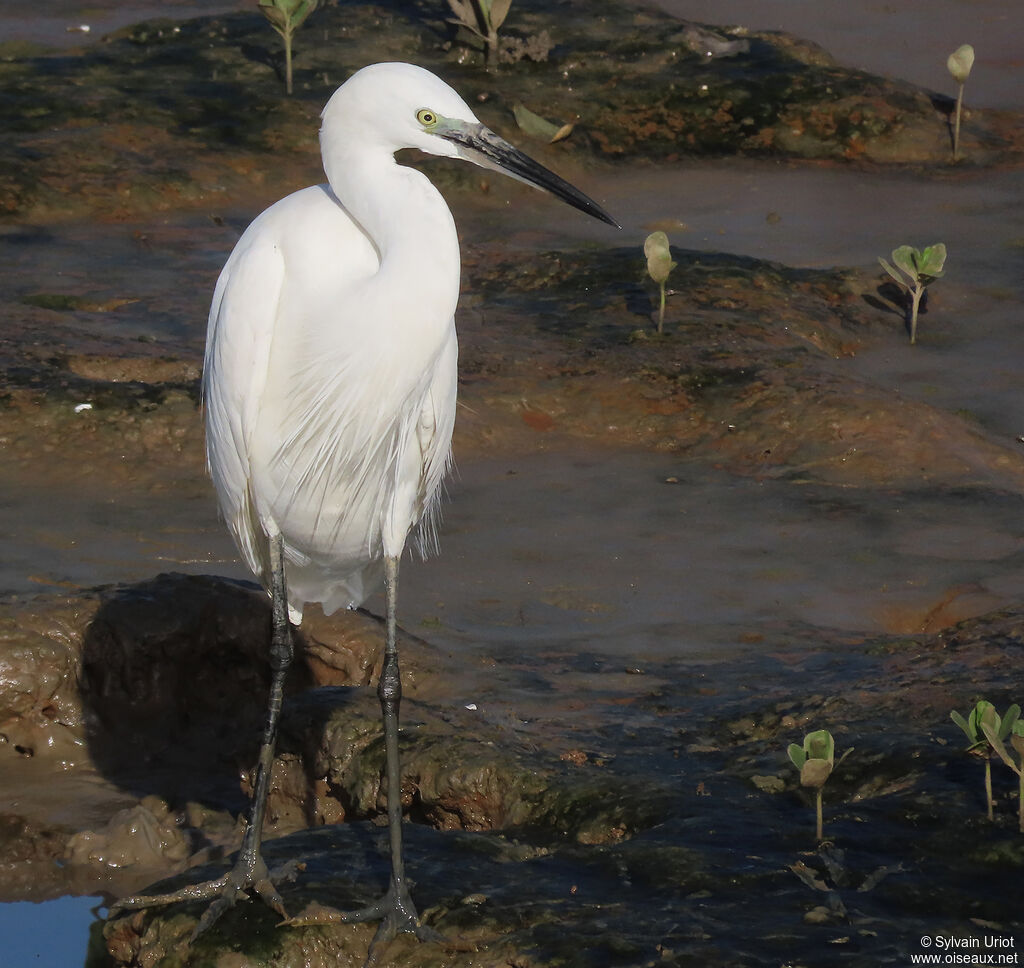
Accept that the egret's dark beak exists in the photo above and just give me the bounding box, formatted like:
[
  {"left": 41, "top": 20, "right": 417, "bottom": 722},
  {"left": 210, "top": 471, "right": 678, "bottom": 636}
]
[{"left": 439, "top": 121, "right": 620, "bottom": 228}]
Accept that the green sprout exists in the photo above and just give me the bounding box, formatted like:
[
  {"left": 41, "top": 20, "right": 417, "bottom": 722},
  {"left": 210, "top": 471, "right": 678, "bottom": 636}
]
[
  {"left": 644, "top": 231, "right": 676, "bottom": 334},
  {"left": 946, "top": 44, "right": 975, "bottom": 162},
  {"left": 951, "top": 701, "right": 1020, "bottom": 822},
  {"left": 447, "top": 0, "right": 513, "bottom": 67},
  {"left": 878, "top": 243, "right": 947, "bottom": 344},
  {"left": 787, "top": 729, "right": 851, "bottom": 841},
  {"left": 258, "top": 0, "right": 319, "bottom": 95},
  {"left": 983, "top": 717, "right": 1024, "bottom": 833}
]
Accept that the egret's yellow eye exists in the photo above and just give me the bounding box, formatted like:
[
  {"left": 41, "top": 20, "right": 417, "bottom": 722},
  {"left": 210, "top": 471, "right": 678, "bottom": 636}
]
[{"left": 416, "top": 109, "right": 438, "bottom": 127}]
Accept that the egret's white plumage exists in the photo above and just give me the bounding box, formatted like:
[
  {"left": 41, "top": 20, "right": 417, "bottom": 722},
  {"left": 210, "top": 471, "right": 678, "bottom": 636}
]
[
  {"left": 204, "top": 64, "right": 478, "bottom": 620},
  {"left": 116, "top": 62, "right": 615, "bottom": 947}
]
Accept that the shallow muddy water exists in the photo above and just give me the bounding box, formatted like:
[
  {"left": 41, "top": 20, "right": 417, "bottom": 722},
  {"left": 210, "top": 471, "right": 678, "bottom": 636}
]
[
  {"left": 398, "top": 449, "right": 1024, "bottom": 651},
  {"left": 653, "top": 0, "right": 1023, "bottom": 111},
  {"left": 0, "top": 0, "right": 249, "bottom": 50},
  {"left": 9, "top": 445, "right": 1024, "bottom": 654},
  {"left": 1, "top": 1, "right": 1023, "bottom": 965}
]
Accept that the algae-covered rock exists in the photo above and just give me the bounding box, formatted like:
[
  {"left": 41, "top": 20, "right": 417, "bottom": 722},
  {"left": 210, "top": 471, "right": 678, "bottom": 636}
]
[
  {"left": 1, "top": 0, "right": 1022, "bottom": 221},
  {"left": 266, "top": 686, "right": 673, "bottom": 844}
]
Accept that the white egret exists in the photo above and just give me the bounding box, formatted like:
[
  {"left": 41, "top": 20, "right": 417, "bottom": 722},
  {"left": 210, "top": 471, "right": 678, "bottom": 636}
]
[{"left": 111, "top": 61, "right": 616, "bottom": 951}]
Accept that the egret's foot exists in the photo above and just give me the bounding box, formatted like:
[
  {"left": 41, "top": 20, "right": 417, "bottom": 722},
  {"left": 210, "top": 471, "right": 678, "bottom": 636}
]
[
  {"left": 109, "top": 855, "right": 301, "bottom": 941},
  {"left": 285, "top": 884, "right": 443, "bottom": 964}
]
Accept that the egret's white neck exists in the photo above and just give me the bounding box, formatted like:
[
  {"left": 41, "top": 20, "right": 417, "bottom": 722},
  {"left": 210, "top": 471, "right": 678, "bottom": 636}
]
[{"left": 321, "top": 140, "right": 462, "bottom": 339}]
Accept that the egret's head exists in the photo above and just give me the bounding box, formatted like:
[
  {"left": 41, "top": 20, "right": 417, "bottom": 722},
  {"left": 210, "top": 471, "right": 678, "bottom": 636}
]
[
  {"left": 321, "top": 62, "right": 618, "bottom": 227},
  {"left": 321, "top": 62, "right": 481, "bottom": 160}
]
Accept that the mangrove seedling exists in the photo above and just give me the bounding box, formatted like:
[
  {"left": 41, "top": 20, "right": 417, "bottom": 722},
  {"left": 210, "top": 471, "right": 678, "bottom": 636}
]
[
  {"left": 644, "top": 231, "right": 676, "bottom": 334},
  {"left": 447, "top": 0, "right": 513, "bottom": 66},
  {"left": 258, "top": 0, "right": 319, "bottom": 95},
  {"left": 951, "top": 701, "right": 1020, "bottom": 821},
  {"left": 947, "top": 44, "right": 975, "bottom": 161},
  {"left": 878, "top": 243, "right": 946, "bottom": 344},
  {"left": 512, "top": 103, "right": 574, "bottom": 144},
  {"left": 787, "top": 729, "right": 851, "bottom": 841},
  {"left": 982, "top": 716, "right": 1024, "bottom": 833}
]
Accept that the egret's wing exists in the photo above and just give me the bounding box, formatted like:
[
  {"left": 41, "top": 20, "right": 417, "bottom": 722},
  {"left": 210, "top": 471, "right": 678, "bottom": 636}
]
[
  {"left": 411, "top": 325, "right": 458, "bottom": 557},
  {"left": 202, "top": 233, "right": 285, "bottom": 584}
]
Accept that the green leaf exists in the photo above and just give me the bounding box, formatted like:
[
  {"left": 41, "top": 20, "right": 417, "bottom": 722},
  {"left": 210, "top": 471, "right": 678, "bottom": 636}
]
[
  {"left": 512, "top": 103, "right": 561, "bottom": 141},
  {"left": 878, "top": 257, "right": 909, "bottom": 289},
  {"left": 918, "top": 243, "right": 947, "bottom": 279},
  {"left": 489, "top": 0, "right": 513, "bottom": 31},
  {"left": 891, "top": 245, "right": 919, "bottom": 279},
  {"left": 951, "top": 708, "right": 975, "bottom": 742},
  {"left": 291, "top": 0, "right": 319, "bottom": 31},
  {"left": 787, "top": 743, "right": 806, "bottom": 769},
  {"left": 800, "top": 758, "right": 833, "bottom": 790},
  {"left": 447, "top": 0, "right": 472, "bottom": 22},
  {"left": 979, "top": 702, "right": 1000, "bottom": 738},
  {"left": 1000, "top": 703, "right": 1021, "bottom": 740},
  {"left": 446, "top": 0, "right": 481, "bottom": 33},
  {"left": 258, "top": 0, "right": 318, "bottom": 32},
  {"left": 1012, "top": 722, "right": 1024, "bottom": 757},
  {"left": 956, "top": 701, "right": 997, "bottom": 753},
  {"left": 947, "top": 44, "right": 975, "bottom": 85},
  {"left": 972, "top": 700, "right": 994, "bottom": 730},
  {"left": 644, "top": 231, "right": 675, "bottom": 284},
  {"left": 258, "top": 1, "right": 289, "bottom": 31},
  {"left": 981, "top": 721, "right": 1022, "bottom": 776},
  {"left": 804, "top": 729, "right": 835, "bottom": 765}
]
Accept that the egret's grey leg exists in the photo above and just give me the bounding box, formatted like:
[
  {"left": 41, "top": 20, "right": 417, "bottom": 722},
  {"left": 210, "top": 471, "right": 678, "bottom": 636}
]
[
  {"left": 285, "top": 554, "right": 441, "bottom": 961},
  {"left": 109, "top": 534, "right": 298, "bottom": 936},
  {"left": 371, "top": 554, "right": 430, "bottom": 943}
]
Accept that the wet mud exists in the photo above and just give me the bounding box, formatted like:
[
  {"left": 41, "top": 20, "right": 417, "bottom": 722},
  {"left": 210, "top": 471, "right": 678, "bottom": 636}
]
[
  {"left": 2, "top": 0, "right": 1023, "bottom": 223},
  {"left": 4, "top": 577, "right": 1024, "bottom": 965},
  {"left": 0, "top": 0, "right": 1022, "bottom": 965}
]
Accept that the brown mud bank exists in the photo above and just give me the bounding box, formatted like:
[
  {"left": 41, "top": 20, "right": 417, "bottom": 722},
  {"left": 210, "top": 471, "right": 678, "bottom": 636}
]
[
  {"left": 0, "top": 0, "right": 1022, "bottom": 964},
  {"left": 2, "top": 173, "right": 1023, "bottom": 967},
  {"left": 2, "top": 575, "right": 1022, "bottom": 965},
  {"left": 5, "top": 242, "right": 1024, "bottom": 495},
  {"left": 1, "top": 0, "right": 1022, "bottom": 223}
]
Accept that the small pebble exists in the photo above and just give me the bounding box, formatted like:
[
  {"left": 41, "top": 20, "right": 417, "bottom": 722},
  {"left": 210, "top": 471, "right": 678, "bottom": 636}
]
[{"left": 804, "top": 905, "right": 832, "bottom": 924}]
